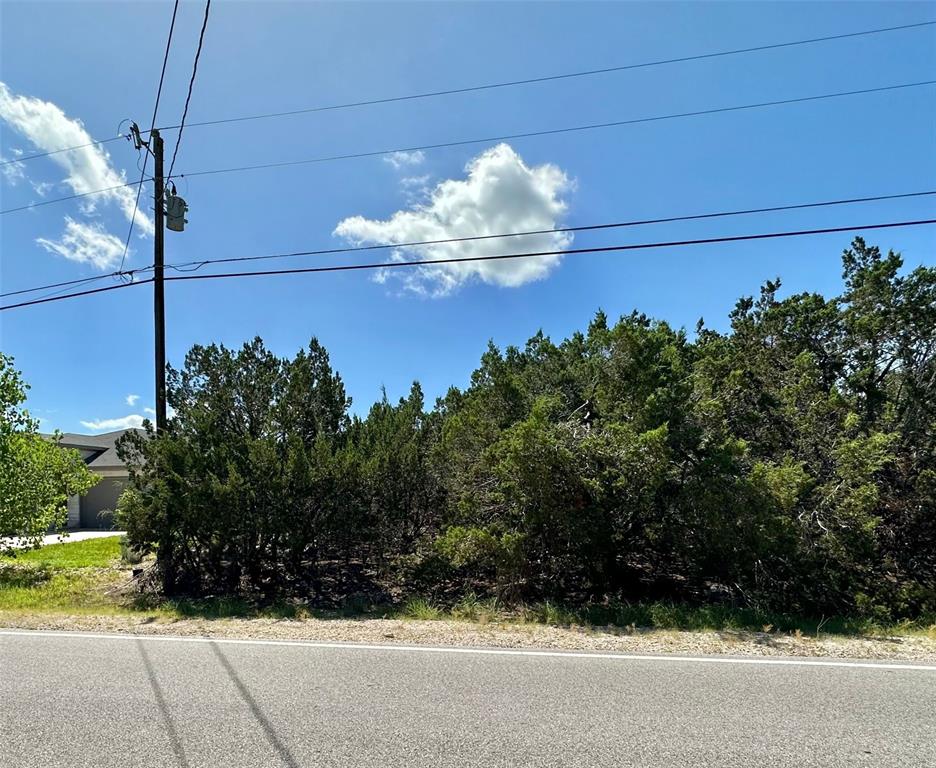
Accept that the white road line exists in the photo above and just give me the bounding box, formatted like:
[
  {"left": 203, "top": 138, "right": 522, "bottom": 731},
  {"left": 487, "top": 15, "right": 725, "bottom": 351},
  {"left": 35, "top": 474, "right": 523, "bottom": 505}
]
[{"left": 1, "top": 628, "right": 935, "bottom": 671}]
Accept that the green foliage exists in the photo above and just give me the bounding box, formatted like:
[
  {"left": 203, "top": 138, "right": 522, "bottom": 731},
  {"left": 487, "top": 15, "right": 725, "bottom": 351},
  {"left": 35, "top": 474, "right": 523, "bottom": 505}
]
[
  {"left": 0, "top": 355, "right": 98, "bottom": 552},
  {"left": 118, "top": 239, "right": 936, "bottom": 621},
  {"left": 119, "top": 536, "right": 144, "bottom": 565},
  {"left": 401, "top": 597, "right": 443, "bottom": 620},
  {"left": 450, "top": 592, "right": 497, "bottom": 621},
  {"left": 117, "top": 337, "right": 359, "bottom": 596}
]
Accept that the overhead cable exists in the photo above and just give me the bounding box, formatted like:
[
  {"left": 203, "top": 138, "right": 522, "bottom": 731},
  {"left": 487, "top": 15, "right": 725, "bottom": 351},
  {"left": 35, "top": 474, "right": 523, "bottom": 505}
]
[{"left": 4, "top": 218, "right": 933, "bottom": 311}]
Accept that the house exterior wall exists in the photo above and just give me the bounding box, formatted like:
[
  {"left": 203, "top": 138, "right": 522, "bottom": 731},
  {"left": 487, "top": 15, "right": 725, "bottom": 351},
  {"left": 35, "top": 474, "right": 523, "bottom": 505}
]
[
  {"left": 79, "top": 477, "right": 126, "bottom": 529},
  {"left": 66, "top": 495, "right": 81, "bottom": 529}
]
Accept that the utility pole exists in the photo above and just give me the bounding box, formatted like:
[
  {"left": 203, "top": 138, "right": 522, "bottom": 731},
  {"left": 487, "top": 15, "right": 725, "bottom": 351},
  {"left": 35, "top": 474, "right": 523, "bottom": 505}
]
[{"left": 152, "top": 129, "right": 167, "bottom": 432}]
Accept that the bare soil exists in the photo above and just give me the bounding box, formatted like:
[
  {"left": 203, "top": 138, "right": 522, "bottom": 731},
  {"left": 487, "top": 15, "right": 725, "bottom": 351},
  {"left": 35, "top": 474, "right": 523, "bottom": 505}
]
[{"left": 2, "top": 611, "right": 935, "bottom": 661}]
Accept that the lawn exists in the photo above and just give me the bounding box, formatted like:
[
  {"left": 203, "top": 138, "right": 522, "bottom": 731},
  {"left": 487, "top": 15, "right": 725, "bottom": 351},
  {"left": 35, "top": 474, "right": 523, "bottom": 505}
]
[
  {"left": 4, "top": 536, "right": 122, "bottom": 568},
  {"left": 0, "top": 536, "right": 125, "bottom": 612}
]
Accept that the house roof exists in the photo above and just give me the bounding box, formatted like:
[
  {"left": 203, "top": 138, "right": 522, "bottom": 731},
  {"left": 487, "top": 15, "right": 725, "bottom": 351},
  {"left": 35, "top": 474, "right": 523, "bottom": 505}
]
[{"left": 55, "top": 429, "right": 142, "bottom": 471}]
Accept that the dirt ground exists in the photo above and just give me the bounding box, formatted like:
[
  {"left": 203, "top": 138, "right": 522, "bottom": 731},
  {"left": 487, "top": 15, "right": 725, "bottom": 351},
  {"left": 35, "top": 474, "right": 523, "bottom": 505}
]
[{"left": 3, "top": 611, "right": 935, "bottom": 661}]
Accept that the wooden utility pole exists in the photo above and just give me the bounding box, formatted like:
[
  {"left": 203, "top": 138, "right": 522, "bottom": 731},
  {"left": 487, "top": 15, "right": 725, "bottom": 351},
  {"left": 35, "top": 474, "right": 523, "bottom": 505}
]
[{"left": 152, "top": 129, "right": 167, "bottom": 432}]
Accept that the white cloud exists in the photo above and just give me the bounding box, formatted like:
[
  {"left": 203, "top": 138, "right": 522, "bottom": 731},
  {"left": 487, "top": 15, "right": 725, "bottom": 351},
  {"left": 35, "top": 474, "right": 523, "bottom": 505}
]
[
  {"left": 383, "top": 150, "right": 425, "bottom": 170},
  {"left": 0, "top": 81, "right": 153, "bottom": 236},
  {"left": 36, "top": 217, "right": 126, "bottom": 269},
  {"left": 399, "top": 174, "right": 430, "bottom": 188},
  {"left": 335, "top": 143, "right": 572, "bottom": 296},
  {"left": 126, "top": 394, "right": 140, "bottom": 406},
  {"left": 142, "top": 406, "right": 176, "bottom": 418},
  {"left": 0, "top": 153, "right": 26, "bottom": 185},
  {"left": 398, "top": 173, "right": 432, "bottom": 204},
  {"left": 80, "top": 414, "right": 146, "bottom": 431}
]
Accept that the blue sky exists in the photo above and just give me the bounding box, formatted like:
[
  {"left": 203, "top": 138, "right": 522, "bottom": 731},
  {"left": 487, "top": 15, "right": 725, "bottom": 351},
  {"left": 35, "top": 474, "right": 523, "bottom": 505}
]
[{"left": 1, "top": 1, "right": 934, "bottom": 432}]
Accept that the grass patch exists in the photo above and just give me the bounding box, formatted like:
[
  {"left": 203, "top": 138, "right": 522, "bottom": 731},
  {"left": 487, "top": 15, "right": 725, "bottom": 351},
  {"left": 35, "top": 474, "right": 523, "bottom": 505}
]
[
  {"left": 131, "top": 593, "right": 390, "bottom": 622},
  {"left": 450, "top": 592, "right": 497, "bottom": 623},
  {"left": 531, "top": 600, "right": 936, "bottom": 638},
  {"left": 0, "top": 567, "right": 124, "bottom": 611},
  {"left": 2, "top": 536, "right": 121, "bottom": 569},
  {"left": 386, "top": 596, "right": 936, "bottom": 639},
  {"left": 400, "top": 597, "right": 443, "bottom": 620},
  {"left": 150, "top": 597, "right": 313, "bottom": 621},
  {"left": 0, "top": 536, "right": 124, "bottom": 613}
]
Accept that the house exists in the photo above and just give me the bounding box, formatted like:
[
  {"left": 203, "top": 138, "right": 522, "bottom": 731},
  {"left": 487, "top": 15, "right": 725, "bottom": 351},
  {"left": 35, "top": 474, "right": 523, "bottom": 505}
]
[{"left": 56, "top": 429, "right": 139, "bottom": 529}]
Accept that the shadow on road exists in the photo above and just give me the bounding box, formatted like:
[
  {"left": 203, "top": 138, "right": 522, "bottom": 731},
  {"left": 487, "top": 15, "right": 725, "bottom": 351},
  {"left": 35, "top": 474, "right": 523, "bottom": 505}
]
[
  {"left": 210, "top": 641, "right": 300, "bottom": 768},
  {"left": 137, "top": 639, "right": 190, "bottom": 768}
]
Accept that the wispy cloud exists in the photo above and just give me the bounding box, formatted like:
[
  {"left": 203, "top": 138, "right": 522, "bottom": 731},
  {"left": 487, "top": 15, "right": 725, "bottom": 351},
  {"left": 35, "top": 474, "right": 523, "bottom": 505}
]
[
  {"left": 399, "top": 173, "right": 432, "bottom": 204},
  {"left": 335, "top": 143, "right": 572, "bottom": 296},
  {"left": 80, "top": 414, "right": 146, "bottom": 431},
  {"left": 0, "top": 151, "right": 26, "bottom": 185},
  {"left": 383, "top": 150, "right": 425, "bottom": 170},
  {"left": 80, "top": 401, "right": 175, "bottom": 432},
  {"left": 0, "top": 82, "right": 153, "bottom": 237},
  {"left": 0, "top": 82, "right": 153, "bottom": 274},
  {"left": 36, "top": 217, "right": 126, "bottom": 269}
]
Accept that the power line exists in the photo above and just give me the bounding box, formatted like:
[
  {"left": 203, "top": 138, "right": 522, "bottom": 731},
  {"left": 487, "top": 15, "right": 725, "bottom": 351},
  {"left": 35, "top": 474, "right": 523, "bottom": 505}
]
[
  {"left": 5, "top": 188, "right": 934, "bottom": 299},
  {"left": 0, "top": 273, "right": 119, "bottom": 299},
  {"left": 4, "top": 20, "right": 931, "bottom": 167},
  {"left": 166, "top": 189, "right": 936, "bottom": 272},
  {"left": 4, "top": 79, "right": 932, "bottom": 217},
  {"left": 166, "top": 0, "right": 211, "bottom": 182},
  {"left": 177, "top": 81, "right": 936, "bottom": 182},
  {"left": 160, "top": 219, "right": 936, "bottom": 284},
  {"left": 0, "top": 180, "right": 145, "bottom": 215},
  {"left": 0, "top": 263, "right": 154, "bottom": 299},
  {"left": 0, "top": 278, "right": 154, "bottom": 311},
  {"left": 0, "top": 136, "right": 125, "bottom": 168},
  {"left": 158, "top": 20, "right": 936, "bottom": 133},
  {"left": 118, "top": 0, "right": 181, "bottom": 274},
  {"left": 4, "top": 218, "right": 933, "bottom": 311}
]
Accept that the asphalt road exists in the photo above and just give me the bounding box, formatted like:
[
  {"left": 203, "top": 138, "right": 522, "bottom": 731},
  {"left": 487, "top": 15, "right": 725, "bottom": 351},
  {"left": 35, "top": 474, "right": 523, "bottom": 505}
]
[{"left": 2, "top": 631, "right": 934, "bottom": 767}]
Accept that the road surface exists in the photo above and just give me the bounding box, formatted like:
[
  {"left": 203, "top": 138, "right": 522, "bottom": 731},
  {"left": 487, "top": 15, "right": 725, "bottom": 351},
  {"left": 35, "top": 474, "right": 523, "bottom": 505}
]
[{"left": 1, "top": 630, "right": 934, "bottom": 767}]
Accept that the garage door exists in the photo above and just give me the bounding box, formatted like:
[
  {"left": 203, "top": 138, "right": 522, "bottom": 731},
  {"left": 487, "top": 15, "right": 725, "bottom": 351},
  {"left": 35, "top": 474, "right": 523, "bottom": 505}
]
[{"left": 80, "top": 478, "right": 126, "bottom": 529}]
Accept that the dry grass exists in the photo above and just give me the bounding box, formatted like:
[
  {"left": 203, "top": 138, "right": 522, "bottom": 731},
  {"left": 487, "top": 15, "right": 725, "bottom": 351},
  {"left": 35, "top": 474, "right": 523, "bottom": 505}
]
[{"left": 2, "top": 611, "right": 936, "bottom": 661}]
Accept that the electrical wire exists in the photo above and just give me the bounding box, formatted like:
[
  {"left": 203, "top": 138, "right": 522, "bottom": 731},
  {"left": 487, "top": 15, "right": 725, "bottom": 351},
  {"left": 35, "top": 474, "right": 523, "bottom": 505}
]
[
  {"left": 0, "top": 274, "right": 117, "bottom": 299},
  {"left": 166, "top": 0, "right": 211, "bottom": 182},
  {"left": 165, "top": 189, "right": 936, "bottom": 273},
  {"left": 0, "top": 180, "right": 146, "bottom": 215},
  {"left": 4, "top": 217, "right": 933, "bottom": 311},
  {"left": 0, "top": 278, "right": 154, "bottom": 311},
  {"left": 3, "top": 19, "right": 932, "bottom": 168},
  {"left": 5, "top": 188, "right": 934, "bottom": 299},
  {"left": 118, "top": 0, "right": 181, "bottom": 274},
  {"left": 155, "top": 20, "right": 936, "bottom": 133},
  {"left": 0, "top": 267, "right": 151, "bottom": 299},
  {"left": 177, "top": 81, "right": 936, "bottom": 182},
  {"left": 159, "top": 219, "right": 936, "bottom": 285},
  {"left": 0, "top": 136, "right": 126, "bottom": 168},
  {"left": 4, "top": 79, "right": 932, "bottom": 216}
]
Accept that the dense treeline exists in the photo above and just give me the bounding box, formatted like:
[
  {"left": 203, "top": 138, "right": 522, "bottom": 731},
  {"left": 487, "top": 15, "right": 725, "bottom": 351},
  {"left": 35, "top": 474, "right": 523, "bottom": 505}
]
[{"left": 118, "top": 239, "right": 936, "bottom": 619}]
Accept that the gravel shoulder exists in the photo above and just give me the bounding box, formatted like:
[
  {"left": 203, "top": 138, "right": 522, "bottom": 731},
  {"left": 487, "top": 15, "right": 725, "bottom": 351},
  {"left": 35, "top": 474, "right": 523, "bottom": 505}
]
[{"left": 2, "top": 611, "right": 935, "bottom": 661}]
